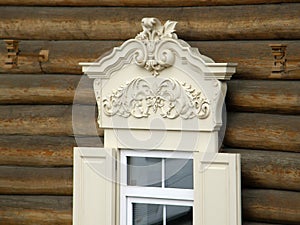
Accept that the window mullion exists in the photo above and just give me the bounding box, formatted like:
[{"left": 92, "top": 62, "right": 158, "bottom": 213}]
[
  {"left": 163, "top": 205, "right": 166, "bottom": 225},
  {"left": 162, "top": 158, "right": 165, "bottom": 188}
]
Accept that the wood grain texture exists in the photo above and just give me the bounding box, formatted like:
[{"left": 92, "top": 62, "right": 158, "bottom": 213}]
[
  {"left": 0, "top": 166, "right": 72, "bottom": 195},
  {"left": 226, "top": 80, "right": 300, "bottom": 114},
  {"left": 243, "top": 223, "right": 284, "bottom": 225},
  {"left": 0, "top": 0, "right": 299, "bottom": 6},
  {"left": 0, "top": 195, "right": 72, "bottom": 225},
  {"left": 1, "top": 5, "right": 300, "bottom": 40},
  {"left": 0, "top": 145, "right": 298, "bottom": 192},
  {"left": 225, "top": 113, "right": 300, "bottom": 152},
  {"left": 243, "top": 189, "right": 300, "bottom": 224},
  {"left": 0, "top": 105, "right": 103, "bottom": 136},
  {"left": 1, "top": 75, "right": 299, "bottom": 114},
  {"left": 0, "top": 190, "right": 298, "bottom": 224},
  {"left": 1, "top": 40, "right": 299, "bottom": 79},
  {"left": 0, "top": 107, "right": 299, "bottom": 151},
  {"left": 223, "top": 148, "right": 300, "bottom": 191},
  {"left": 0, "top": 136, "right": 103, "bottom": 166},
  {"left": 0, "top": 74, "right": 95, "bottom": 104}
]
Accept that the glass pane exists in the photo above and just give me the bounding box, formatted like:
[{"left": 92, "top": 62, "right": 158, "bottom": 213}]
[
  {"left": 133, "top": 203, "right": 163, "bottom": 225},
  {"left": 165, "top": 159, "right": 193, "bottom": 189},
  {"left": 166, "top": 205, "right": 192, "bottom": 225},
  {"left": 128, "top": 157, "right": 162, "bottom": 187}
]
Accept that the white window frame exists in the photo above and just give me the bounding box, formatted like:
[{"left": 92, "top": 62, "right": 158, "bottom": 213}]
[{"left": 120, "top": 149, "right": 194, "bottom": 225}]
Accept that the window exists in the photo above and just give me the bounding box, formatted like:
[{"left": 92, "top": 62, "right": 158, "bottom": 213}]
[{"left": 120, "top": 150, "right": 194, "bottom": 225}]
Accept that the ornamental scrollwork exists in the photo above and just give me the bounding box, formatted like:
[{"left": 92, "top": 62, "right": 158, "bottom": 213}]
[
  {"left": 134, "top": 18, "right": 178, "bottom": 76},
  {"left": 102, "top": 77, "right": 210, "bottom": 120}
]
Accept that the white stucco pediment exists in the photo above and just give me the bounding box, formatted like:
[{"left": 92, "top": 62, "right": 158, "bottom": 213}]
[
  {"left": 80, "top": 18, "right": 236, "bottom": 133},
  {"left": 80, "top": 18, "right": 238, "bottom": 152}
]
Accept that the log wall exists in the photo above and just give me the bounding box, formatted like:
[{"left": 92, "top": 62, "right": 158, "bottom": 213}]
[{"left": 0, "top": 1, "right": 299, "bottom": 225}]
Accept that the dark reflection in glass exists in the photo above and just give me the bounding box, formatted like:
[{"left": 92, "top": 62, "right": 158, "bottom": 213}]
[
  {"left": 128, "top": 157, "right": 162, "bottom": 187},
  {"left": 166, "top": 205, "right": 192, "bottom": 225},
  {"left": 133, "top": 203, "right": 163, "bottom": 225},
  {"left": 165, "top": 159, "right": 193, "bottom": 189}
]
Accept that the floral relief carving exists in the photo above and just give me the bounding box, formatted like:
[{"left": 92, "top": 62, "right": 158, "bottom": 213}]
[
  {"left": 102, "top": 77, "right": 210, "bottom": 120},
  {"left": 134, "top": 18, "right": 178, "bottom": 76}
]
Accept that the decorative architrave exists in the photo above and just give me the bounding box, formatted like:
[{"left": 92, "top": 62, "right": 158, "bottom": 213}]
[{"left": 80, "top": 18, "right": 237, "bottom": 152}]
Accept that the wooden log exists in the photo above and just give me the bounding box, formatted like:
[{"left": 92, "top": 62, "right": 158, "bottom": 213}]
[
  {"left": 0, "top": 190, "right": 298, "bottom": 225},
  {"left": 243, "top": 223, "right": 284, "bottom": 225},
  {"left": 0, "top": 135, "right": 103, "bottom": 166},
  {"left": 243, "top": 189, "right": 300, "bottom": 224},
  {"left": 0, "top": 0, "right": 299, "bottom": 7},
  {"left": 1, "top": 40, "right": 299, "bottom": 79},
  {"left": 192, "top": 41, "right": 300, "bottom": 80},
  {"left": 1, "top": 5, "right": 300, "bottom": 41},
  {"left": 225, "top": 113, "right": 300, "bottom": 152},
  {"left": 1, "top": 75, "right": 300, "bottom": 114},
  {"left": 0, "top": 166, "right": 72, "bottom": 195},
  {"left": 0, "top": 40, "right": 122, "bottom": 74},
  {"left": 0, "top": 74, "right": 95, "bottom": 104},
  {"left": 1, "top": 137, "right": 298, "bottom": 192},
  {"left": 0, "top": 105, "right": 104, "bottom": 136},
  {"left": 226, "top": 80, "right": 300, "bottom": 114},
  {"left": 0, "top": 195, "right": 72, "bottom": 225},
  {"left": 0, "top": 107, "right": 299, "bottom": 151},
  {"left": 223, "top": 148, "right": 300, "bottom": 191}
]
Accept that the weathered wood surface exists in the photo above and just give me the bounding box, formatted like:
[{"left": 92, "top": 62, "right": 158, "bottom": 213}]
[
  {"left": 0, "top": 136, "right": 103, "bottom": 166},
  {"left": 224, "top": 113, "right": 300, "bottom": 152},
  {"left": 0, "top": 107, "right": 299, "bottom": 151},
  {"left": 0, "top": 144, "right": 298, "bottom": 191},
  {"left": 226, "top": 80, "right": 300, "bottom": 114},
  {"left": 243, "top": 223, "right": 284, "bottom": 225},
  {"left": 0, "top": 166, "right": 72, "bottom": 195},
  {"left": 243, "top": 189, "right": 300, "bottom": 224},
  {"left": 0, "top": 0, "right": 299, "bottom": 6},
  {"left": 1, "top": 75, "right": 299, "bottom": 114},
  {"left": 0, "top": 105, "right": 103, "bottom": 136},
  {"left": 223, "top": 149, "right": 300, "bottom": 191},
  {"left": 1, "top": 40, "right": 299, "bottom": 79},
  {"left": 0, "top": 190, "right": 298, "bottom": 224},
  {"left": 1, "top": 5, "right": 300, "bottom": 41},
  {"left": 0, "top": 75, "right": 95, "bottom": 104},
  {"left": 0, "top": 195, "right": 72, "bottom": 225}
]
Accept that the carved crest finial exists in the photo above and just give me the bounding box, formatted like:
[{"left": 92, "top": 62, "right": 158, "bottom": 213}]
[
  {"left": 136, "top": 18, "right": 178, "bottom": 41},
  {"left": 134, "top": 18, "right": 178, "bottom": 76}
]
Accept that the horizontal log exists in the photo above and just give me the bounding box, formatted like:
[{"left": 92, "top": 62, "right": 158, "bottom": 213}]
[
  {"left": 0, "top": 190, "right": 298, "bottom": 224},
  {"left": 0, "top": 107, "right": 299, "bottom": 151},
  {"left": 0, "top": 135, "right": 103, "bottom": 166},
  {"left": 0, "top": 195, "right": 72, "bottom": 225},
  {"left": 243, "top": 189, "right": 300, "bottom": 224},
  {"left": 0, "top": 74, "right": 95, "bottom": 104},
  {"left": 243, "top": 223, "right": 284, "bottom": 225},
  {"left": 1, "top": 40, "right": 299, "bottom": 79},
  {"left": 226, "top": 80, "right": 300, "bottom": 114},
  {"left": 1, "top": 139, "right": 298, "bottom": 192},
  {"left": 0, "top": 0, "right": 299, "bottom": 7},
  {"left": 1, "top": 75, "right": 299, "bottom": 115},
  {"left": 225, "top": 113, "right": 300, "bottom": 152},
  {"left": 0, "top": 166, "right": 72, "bottom": 195},
  {"left": 1, "top": 5, "right": 300, "bottom": 40},
  {"left": 223, "top": 149, "right": 300, "bottom": 191},
  {"left": 0, "top": 105, "right": 103, "bottom": 136}
]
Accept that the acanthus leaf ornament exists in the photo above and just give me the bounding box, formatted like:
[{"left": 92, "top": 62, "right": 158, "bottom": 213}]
[
  {"left": 135, "top": 18, "right": 177, "bottom": 76},
  {"left": 102, "top": 77, "right": 210, "bottom": 120}
]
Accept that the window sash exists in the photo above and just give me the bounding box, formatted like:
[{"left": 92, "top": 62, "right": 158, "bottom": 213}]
[{"left": 120, "top": 149, "right": 194, "bottom": 225}]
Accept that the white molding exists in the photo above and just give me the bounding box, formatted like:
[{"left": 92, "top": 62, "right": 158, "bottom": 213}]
[
  {"left": 76, "top": 17, "right": 241, "bottom": 225},
  {"left": 81, "top": 17, "right": 237, "bottom": 136}
]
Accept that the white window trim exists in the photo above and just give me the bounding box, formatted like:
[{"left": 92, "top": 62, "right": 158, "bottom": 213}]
[{"left": 120, "top": 149, "right": 194, "bottom": 225}]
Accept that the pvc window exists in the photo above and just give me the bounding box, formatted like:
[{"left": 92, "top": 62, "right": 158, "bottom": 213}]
[{"left": 120, "top": 150, "right": 194, "bottom": 225}]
